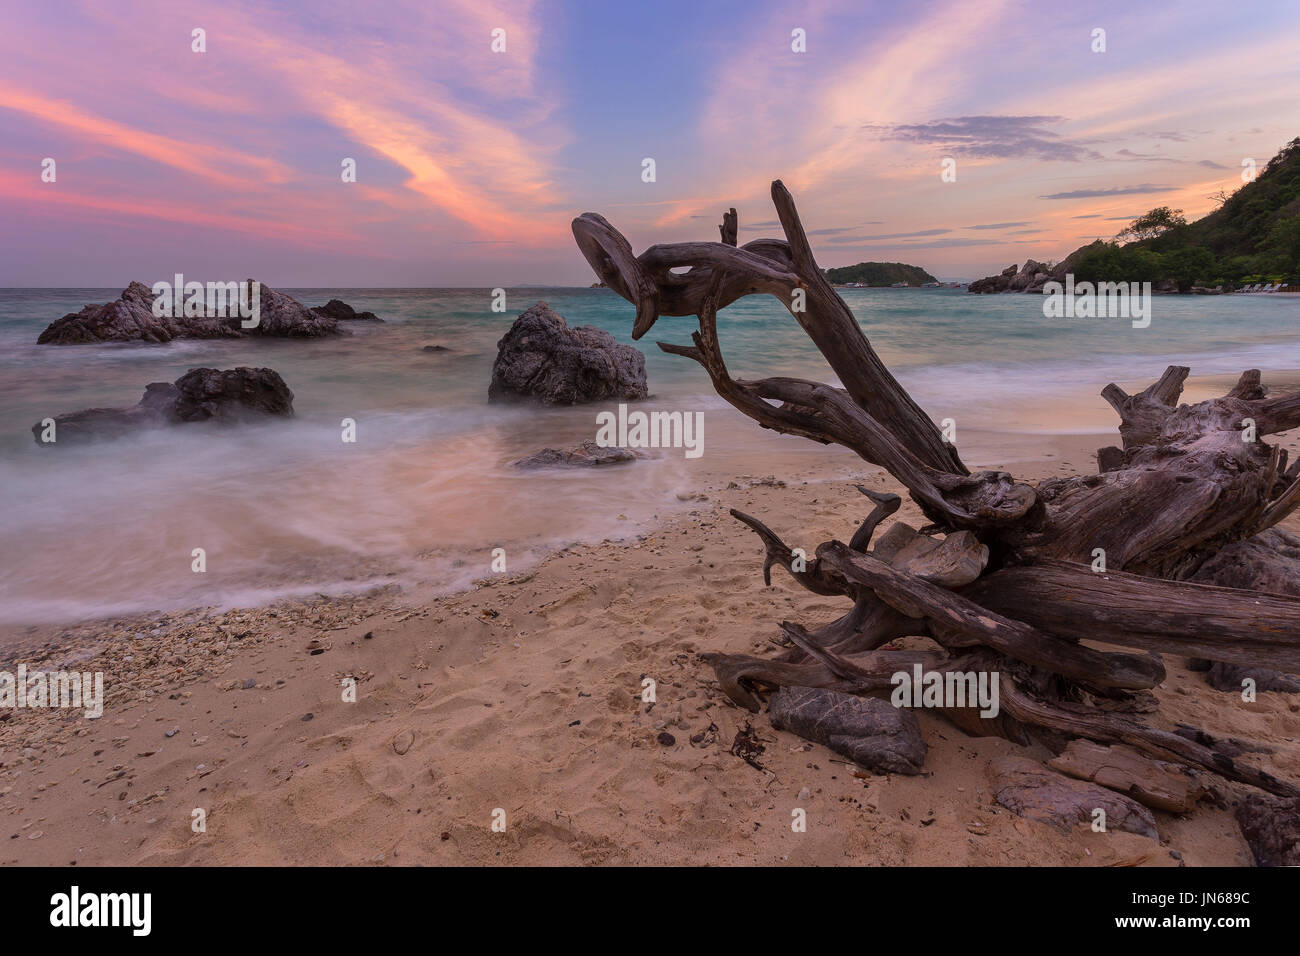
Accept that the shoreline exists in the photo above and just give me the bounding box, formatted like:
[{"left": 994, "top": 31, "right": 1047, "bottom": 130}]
[{"left": 5, "top": 416, "right": 1298, "bottom": 866}]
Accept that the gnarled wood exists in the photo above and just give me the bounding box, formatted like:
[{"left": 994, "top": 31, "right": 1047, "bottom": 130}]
[{"left": 574, "top": 179, "right": 1300, "bottom": 801}]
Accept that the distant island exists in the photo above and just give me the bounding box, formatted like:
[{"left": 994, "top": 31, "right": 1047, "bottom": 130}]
[
  {"left": 825, "top": 261, "right": 937, "bottom": 287},
  {"left": 970, "top": 136, "right": 1300, "bottom": 293}
]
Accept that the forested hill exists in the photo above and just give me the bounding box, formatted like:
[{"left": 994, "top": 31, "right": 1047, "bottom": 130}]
[
  {"left": 1073, "top": 136, "right": 1300, "bottom": 289},
  {"left": 824, "top": 261, "right": 937, "bottom": 286}
]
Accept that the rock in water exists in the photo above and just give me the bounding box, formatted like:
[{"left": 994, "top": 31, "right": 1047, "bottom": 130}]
[
  {"left": 32, "top": 367, "right": 294, "bottom": 444},
  {"left": 511, "top": 440, "right": 637, "bottom": 469},
  {"left": 244, "top": 284, "right": 342, "bottom": 338},
  {"left": 311, "top": 298, "right": 383, "bottom": 322},
  {"left": 168, "top": 367, "right": 296, "bottom": 422},
  {"left": 767, "top": 685, "right": 926, "bottom": 774},
  {"left": 37, "top": 282, "right": 233, "bottom": 344},
  {"left": 987, "top": 755, "right": 1158, "bottom": 838},
  {"left": 488, "top": 301, "right": 647, "bottom": 405},
  {"left": 37, "top": 281, "right": 344, "bottom": 344}
]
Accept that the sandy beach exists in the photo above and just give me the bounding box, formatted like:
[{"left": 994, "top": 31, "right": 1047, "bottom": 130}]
[{"left": 5, "top": 400, "right": 1298, "bottom": 867}]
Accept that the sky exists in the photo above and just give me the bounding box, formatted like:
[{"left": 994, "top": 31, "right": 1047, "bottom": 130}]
[{"left": 2, "top": 0, "right": 1298, "bottom": 286}]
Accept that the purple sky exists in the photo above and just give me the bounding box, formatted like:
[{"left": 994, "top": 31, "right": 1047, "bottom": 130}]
[{"left": 2, "top": 0, "right": 1298, "bottom": 285}]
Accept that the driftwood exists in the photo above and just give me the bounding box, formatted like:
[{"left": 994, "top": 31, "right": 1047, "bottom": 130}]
[{"left": 572, "top": 181, "right": 1300, "bottom": 800}]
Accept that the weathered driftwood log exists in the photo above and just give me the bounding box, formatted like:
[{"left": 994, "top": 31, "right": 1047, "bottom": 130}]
[{"left": 572, "top": 181, "right": 1300, "bottom": 800}]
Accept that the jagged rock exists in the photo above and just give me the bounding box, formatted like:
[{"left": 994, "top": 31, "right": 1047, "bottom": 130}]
[
  {"left": 245, "top": 284, "right": 342, "bottom": 337},
  {"left": 767, "top": 685, "right": 926, "bottom": 774},
  {"left": 1007, "top": 259, "right": 1048, "bottom": 291},
  {"left": 987, "top": 755, "right": 1159, "bottom": 838},
  {"left": 422, "top": 345, "right": 452, "bottom": 352},
  {"left": 37, "top": 281, "right": 344, "bottom": 344},
  {"left": 511, "top": 440, "right": 637, "bottom": 469},
  {"left": 966, "top": 240, "right": 1106, "bottom": 294},
  {"left": 1047, "top": 740, "right": 1207, "bottom": 813},
  {"left": 37, "top": 282, "right": 234, "bottom": 344},
  {"left": 968, "top": 264, "right": 1019, "bottom": 294},
  {"left": 488, "top": 301, "right": 648, "bottom": 405},
  {"left": 32, "top": 367, "right": 294, "bottom": 444},
  {"left": 1235, "top": 793, "right": 1300, "bottom": 866},
  {"left": 311, "top": 298, "right": 383, "bottom": 322}
]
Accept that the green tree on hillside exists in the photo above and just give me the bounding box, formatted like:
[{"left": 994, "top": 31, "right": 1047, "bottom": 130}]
[
  {"left": 1263, "top": 216, "right": 1300, "bottom": 274},
  {"left": 1117, "top": 207, "right": 1187, "bottom": 243}
]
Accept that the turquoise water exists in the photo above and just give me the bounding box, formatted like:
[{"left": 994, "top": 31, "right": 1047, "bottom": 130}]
[{"left": 1, "top": 286, "right": 1297, "bottom": 623}]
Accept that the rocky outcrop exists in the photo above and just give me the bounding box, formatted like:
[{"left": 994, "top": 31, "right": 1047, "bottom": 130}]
[
  {"left": 488, "top": 301, "right": 648, "bottom": 405},
  {"left": 37, "top": 281, "right": 345, "bottom": 344},
  {"left": 967, "top": 263, "right": 1020, "bottom": 294},
  {"left": 966, "top": 240, "right": 1107, "bottom": 294},
  {"left": 32, "top": 367, "right": 294, "bottom": 444},
  {"left": 987, "top": 755, "right": 1158, "bottom": 837},
  {"left": 37, "top": 282, "right": 234, "bottom": 344},
  {"left": 239, "top": 283, "right": 341, "bottom": 338},
  {"left": 311, "top": 298, "right": 383, "bottom": 322},
  {"left": 511, "top": 440, "right": 638, "bottom": 469},
  {"left": 969, "top": 259, "right": 1051, "bottom": 293},
  {"left": 767, "top": 685, "right": 926, "bottom": 774}
]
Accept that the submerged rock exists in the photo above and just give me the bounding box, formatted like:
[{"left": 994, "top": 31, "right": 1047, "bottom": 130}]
[
  {"left": 488, "top": 301, "right": 647, "bottom": 405},
  {"left": 767, "top": 685, "right": 926, "bottom": 775},
  {"left": 37, "top": 281, "right": 344, "bottom": 344},
  {"left": 32, "top": 367, "right": 294, "bottom": 444},
  {"left": 511, "top": 440, "right": 638, "bottom": 469},
  {"left": 311, "top": 298, "right": 383, "bottom": 322}
]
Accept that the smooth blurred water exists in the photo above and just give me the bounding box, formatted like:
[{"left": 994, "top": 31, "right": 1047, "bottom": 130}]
[{"left": 1, "top": 286, "right": 1297, "bottom": 624}]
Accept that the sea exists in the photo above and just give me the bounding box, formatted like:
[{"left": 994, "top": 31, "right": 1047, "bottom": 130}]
[{"left": 1, "top": 286, "right": 1296, "bottom": 624}]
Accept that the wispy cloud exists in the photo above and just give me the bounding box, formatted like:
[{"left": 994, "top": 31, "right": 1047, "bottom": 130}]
[
  {"left": 826, "top": 228, "right": 951, "bottom": 244},
  {"left": 864, "top": 115, "right": 1103, "bottom": 162},
  {"left": 1040, "top": 184, "right": 1178, "bottom": 200}
]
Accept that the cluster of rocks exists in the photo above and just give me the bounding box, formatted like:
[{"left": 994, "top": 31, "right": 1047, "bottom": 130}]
[
  {"left": 967, "top": 241, "right": 1104, "bottom": 294},
  {"left": 488, "top": 301, "right": 647, "bottom": 405},
  {"left": 32, "top": 367, "right": 294, "bottom": 444},
  {"left": 36, "top": 282, "right": 380, "bottom": 344},
  {"left": 34, "top": 291, "right": 651, "bottom": 466}
]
